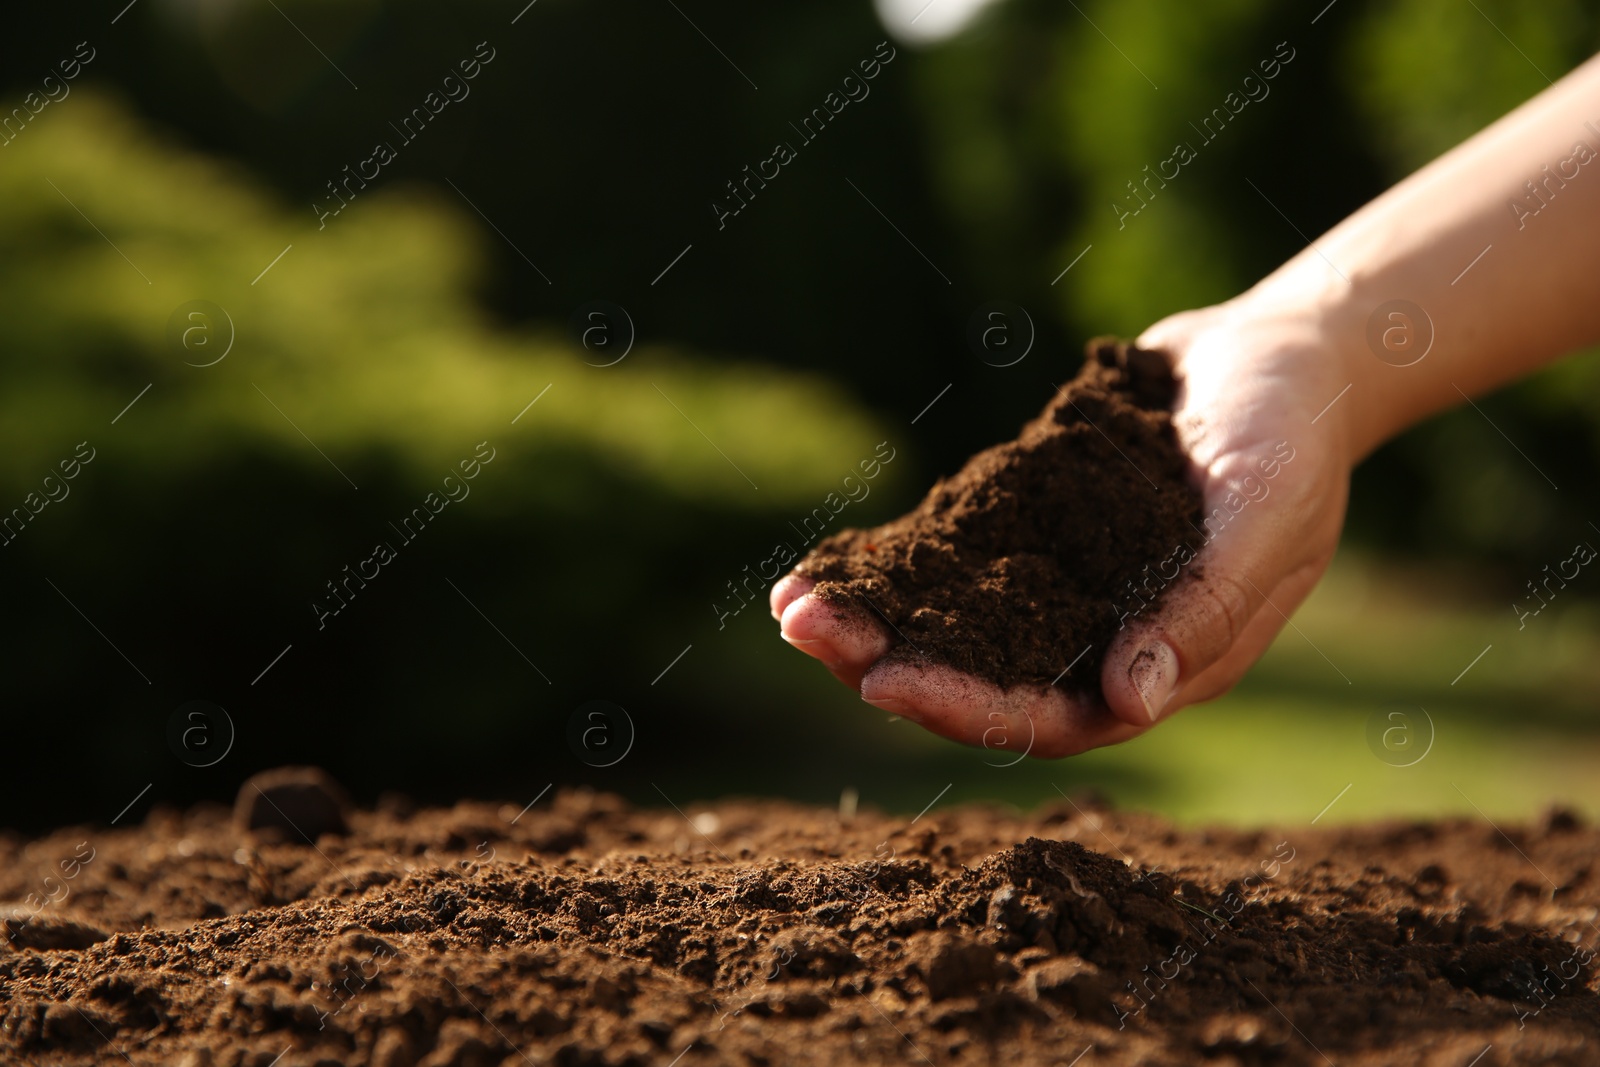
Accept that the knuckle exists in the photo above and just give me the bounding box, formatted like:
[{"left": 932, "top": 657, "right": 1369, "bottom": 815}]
[{"left": 1193, "top": 571, "right": 1257, "bottom": 658}]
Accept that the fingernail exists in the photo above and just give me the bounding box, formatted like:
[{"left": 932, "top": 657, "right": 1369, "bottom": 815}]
[{"left": 1129, "top": 641, "right": 1179, "bottom": 722}]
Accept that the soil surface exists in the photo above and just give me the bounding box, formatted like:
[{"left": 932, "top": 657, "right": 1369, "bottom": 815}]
[
  {"left": 797, "top": 338, "right": 1204, "bottom": 691},
  {"left": 3, "top": 782, "right": 1598, "bottom": 1067}
]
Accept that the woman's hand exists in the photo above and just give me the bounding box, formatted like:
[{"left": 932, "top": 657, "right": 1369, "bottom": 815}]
[
  {"left": 778, "top": 47, "right": 1600, "bottom": 758},
  {"left": 771, "top": 292, "right": 1357, "bottom": 757}
]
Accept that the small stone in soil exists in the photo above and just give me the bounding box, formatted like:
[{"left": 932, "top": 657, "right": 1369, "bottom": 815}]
[{"left": 234, "top": 765, "right": 350, "bottom": 844}]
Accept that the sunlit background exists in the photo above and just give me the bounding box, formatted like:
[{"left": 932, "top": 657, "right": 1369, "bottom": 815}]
[{"left": 2, "top": 0, "right": 1599, "bottom": 832}]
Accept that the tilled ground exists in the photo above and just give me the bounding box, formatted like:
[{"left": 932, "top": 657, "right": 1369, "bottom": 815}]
[{"left": 1, "top": 786, "right": 1598, "bottom": 1066}]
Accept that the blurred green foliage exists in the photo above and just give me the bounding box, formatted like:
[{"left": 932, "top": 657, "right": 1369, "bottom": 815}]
[
  {"left": 1, "top": 0, "right": 1598, "bottom": 828},
  {"left": 0, "top": 96, "right": 883, "bottom": 503}
]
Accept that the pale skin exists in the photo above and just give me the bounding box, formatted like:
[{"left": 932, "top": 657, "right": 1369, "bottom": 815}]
[{"left": 771, "top": 52, "right": 1600, "bottom": 759}]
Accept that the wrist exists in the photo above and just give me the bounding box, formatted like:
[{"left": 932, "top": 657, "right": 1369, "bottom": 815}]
[{"left": 1233, "top": 254, "right": 1407, "bottom": 464}]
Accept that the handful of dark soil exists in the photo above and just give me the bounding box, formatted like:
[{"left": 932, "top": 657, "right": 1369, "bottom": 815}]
[{"left": 798, "top": 338, "right": 1204, "bottom": 691}]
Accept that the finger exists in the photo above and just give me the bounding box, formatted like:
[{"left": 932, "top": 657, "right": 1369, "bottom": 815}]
[
  {"left": 769, "top": 574, "right": 813, "bottom": 620},
  {"left": 1135, "top": 309, "right": 1209, "bottom": 356},
  {"left": 1100, "top": 450, "right": 1338, "bottom": 728},
  {"left": 860, "top": 658, "right": 1144, "bottom": 759},
  {"left": 778, "top": 590, "right": 892, "bottom": 690},
  {"left": 1168, "top": 558, "right": 1329, "bottom": 708}
]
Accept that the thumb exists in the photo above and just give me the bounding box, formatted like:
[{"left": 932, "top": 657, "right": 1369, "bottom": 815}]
[{"left": 1099, "top": 444, "right": 1333, "bottom": 727}]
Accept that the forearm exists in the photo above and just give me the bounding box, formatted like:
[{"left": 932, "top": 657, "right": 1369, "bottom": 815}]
[{"left": 1247, "top": 51, "right": 1600, "bottom": 461}]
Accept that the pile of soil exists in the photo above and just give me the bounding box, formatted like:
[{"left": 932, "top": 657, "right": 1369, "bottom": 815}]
[
  {"left": 796, "top": 338, "right": 1204, "bottom": 691},
  {"left": 3, "top": 777, "right": 1598, "bottom": 1066}
]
